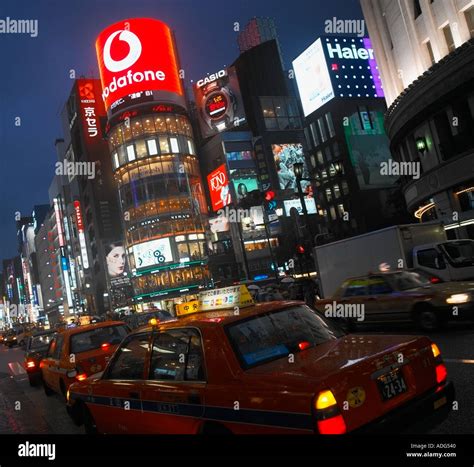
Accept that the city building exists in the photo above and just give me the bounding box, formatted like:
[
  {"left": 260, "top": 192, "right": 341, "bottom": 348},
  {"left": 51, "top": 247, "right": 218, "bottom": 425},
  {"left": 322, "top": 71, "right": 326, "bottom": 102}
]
[
  {"left": 362, "top": 0, "right": 474, "bottom": 238},
  {"left": 193, "top": 39, "right": 313, "bottom": 280},
  {"left": 96, "top": 18, "right": 212, "bottom": 314},
  {"left": 292, "top": 35, "right": 411, "bottom": 243},
  {"left": 237, "top": 17, "right": 284, "bottom": 66}
]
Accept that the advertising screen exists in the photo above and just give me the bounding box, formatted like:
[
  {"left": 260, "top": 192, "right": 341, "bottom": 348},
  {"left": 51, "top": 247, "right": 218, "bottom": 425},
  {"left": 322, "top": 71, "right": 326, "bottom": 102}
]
[
  {"left": 293, "top": 36, "right": 384, "bottom": 116},
  {"left": 226, "top": 151, "right": 253, "bottom": 161},
  {"left": 207, "top": 164, "right": 232, "bottom": 211},
  {"left": 105, "top": 242, "right": 128, "bottom": 278},
  {"left": 209, "top": 216, "right": 230, "bottom": 234},
  {"left": 193, "top": 66, "right": 246, "bottom": 138},
  {"left": 231, "top": 176, "right": 259, "bottom": 203},
  {"left": 96, "top": 18, "right": 183, "bottom": 111},
  {"left": 272, "top": 144, "right": 311, "bottom": 193},
  {"left": 132, "top": 238, "right": 173, "bottom": 269},
  {"left": 344, "top": 111, "right": 398, "bottom": 189},
  {"left": 283, "top": 198, "right": 317, "bottom": 216},
  {"left": 293, "top": 38, "right": 334, "bottom": 117}
]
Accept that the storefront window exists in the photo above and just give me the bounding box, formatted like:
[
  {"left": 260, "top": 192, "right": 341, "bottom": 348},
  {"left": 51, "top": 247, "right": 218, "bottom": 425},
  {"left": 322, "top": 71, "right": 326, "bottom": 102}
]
[
  {"left": 147, "top": 139, "right": 158, "bottom": 156},
  {"left": 142, "top": 117, "right": 155, "bottom": 134},
  {"left": 122, "top": 124, "right": 132, "bottom": 142},
  {"left": 159, "top": 137, "right": 170, "bottom": 154},
  {"left": 170, "top": 137, "right": 179, "bottom": 153},
  {"left": 132, "top": 118, "right": 143, "bottom": 138},
  {"left": 166, "top": 117, "right": 178, "bottom": 134},
  {"left": 136, "top": 140, "right": 148, "bottom": 159},
  {"left": 155, "top": 116, "right": 167, "bottom": 133}
]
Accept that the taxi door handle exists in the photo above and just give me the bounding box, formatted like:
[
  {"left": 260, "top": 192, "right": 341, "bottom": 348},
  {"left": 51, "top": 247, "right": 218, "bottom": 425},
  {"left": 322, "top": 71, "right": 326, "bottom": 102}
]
[{"left": 129, "top": 392, "right": 139, "bottom": 399}]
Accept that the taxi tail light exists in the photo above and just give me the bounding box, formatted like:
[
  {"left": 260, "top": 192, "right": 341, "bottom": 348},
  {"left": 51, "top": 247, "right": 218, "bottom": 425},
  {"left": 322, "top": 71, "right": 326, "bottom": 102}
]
[
  {"left": 435, "top": 363, "right": 448, "bottom": 385},
  {"left": 431, "top": 343, "right": 441, "bottom": 359},
  {"left": 101, "top": 342, "right": 110, "bottom": 350},
  {"left": 314, "top": 390, "right": 347, "bottom": 435},
  {"left": 26, "top": 360, "right": 36, "bottom": 369},
  {"left": 75, "top": 373, "right": 87, "bottom": 382}
]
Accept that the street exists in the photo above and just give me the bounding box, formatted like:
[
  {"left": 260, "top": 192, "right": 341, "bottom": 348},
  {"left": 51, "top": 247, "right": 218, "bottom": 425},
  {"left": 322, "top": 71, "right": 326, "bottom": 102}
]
[{"left": 0, "top": 322, "right": 472, "bottom": 435}]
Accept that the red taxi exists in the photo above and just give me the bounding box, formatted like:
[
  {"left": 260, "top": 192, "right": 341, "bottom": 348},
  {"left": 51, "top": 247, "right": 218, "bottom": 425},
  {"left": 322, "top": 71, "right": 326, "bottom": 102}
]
[
  {"left": 41, "top": 321, "right": 129, "bottom": 398},
  {"left": 66, "top": 299, "right": 454, "bottom": 434}
]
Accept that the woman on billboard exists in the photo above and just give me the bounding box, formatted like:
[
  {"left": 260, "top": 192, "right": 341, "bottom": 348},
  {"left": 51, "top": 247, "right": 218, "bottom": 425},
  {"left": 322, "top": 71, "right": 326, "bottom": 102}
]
[{"left": 105, "top": 243, "right": 126, "bottom": 278}]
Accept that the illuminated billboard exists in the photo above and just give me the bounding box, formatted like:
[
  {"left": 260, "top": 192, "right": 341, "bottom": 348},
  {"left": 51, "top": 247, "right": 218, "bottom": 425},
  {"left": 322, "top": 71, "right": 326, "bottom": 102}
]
[
  {"left": 96, "top": 18, "right": 183, "bottom": 111},
  {"left": 207, "top": 164, "right": 232, "bottom": 212},
  {"left": 132, "top": 238, "right": 173, "bottom": 269},
  {"left": 344, "top": 111, "right": 397, "bottom": 189},
  {"left": 193, "top": 66, "right": 246, "bottom": 138},
  {"left": 272, "top": 144, "right": 311, "bottom": 193},
  {"left": 283, "top": 198, "right": 317, "bottom": 216},
  {"left": 293, "top": 36, "right": 384, "bottom": 116},
  {"left": 73, "top": 200, "right": 89, "bottom": 269},
  {"left": 231, "top": 176, "right": 259, "bottom": 203}
]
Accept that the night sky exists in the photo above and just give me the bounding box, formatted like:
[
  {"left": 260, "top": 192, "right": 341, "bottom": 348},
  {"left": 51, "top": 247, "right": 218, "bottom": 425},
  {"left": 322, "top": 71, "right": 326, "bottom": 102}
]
[{"left": 0, "top": 0, "right": 363, "bottom": 265}]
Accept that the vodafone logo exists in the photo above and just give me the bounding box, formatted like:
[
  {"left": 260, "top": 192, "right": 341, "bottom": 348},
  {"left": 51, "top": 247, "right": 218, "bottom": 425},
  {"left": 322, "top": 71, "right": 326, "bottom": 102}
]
[
  {"left": 96, "top": 18, "right": 184, "bottom": 110},
  {"left": 103, "top": 30, "right": 142, "bottom": 72}
]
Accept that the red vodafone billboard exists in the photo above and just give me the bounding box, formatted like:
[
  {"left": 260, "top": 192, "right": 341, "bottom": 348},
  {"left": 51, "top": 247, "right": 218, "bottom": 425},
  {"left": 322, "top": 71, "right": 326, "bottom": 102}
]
[{"left": 96, "top": 18, "right": 183, "bottom": 111}]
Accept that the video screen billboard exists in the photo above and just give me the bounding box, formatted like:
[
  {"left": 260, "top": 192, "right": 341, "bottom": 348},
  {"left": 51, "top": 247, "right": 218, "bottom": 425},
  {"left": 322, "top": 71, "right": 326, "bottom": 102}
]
[
  {"left": 344, "top": 111, "right": 398, "bottom": 189},
  {"left": 193, "top": 66, "right": 246, "bottom": 138},
  {"left": 231, "top": 176, "right": 259, "bottom": 203},
  {"left": 207, "top": 164, "right": 232, "bottom": 211},
  {"left": 96, "top": 18, "right": 183, "bottom": 111},
  {"left": 293, "top": 36, "right": 384, "bottom": 116},
  {"left": 132, "top": 238, "right": 173, "bottom": 269},
  {"left": 272, "top": 144, "right": 311, "bottom": 193},
  {"left": 105, "top": 241, "right": 131, "bottom": 287},
  {"left": 293, "top": 38, "right": 334, "bottom": 117}
]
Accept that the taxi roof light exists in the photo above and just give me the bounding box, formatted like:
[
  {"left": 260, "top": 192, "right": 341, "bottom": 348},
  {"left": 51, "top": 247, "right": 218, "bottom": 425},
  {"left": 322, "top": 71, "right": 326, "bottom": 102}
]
[
  {"left": 431, "top": 343, "right": 441, "bottom": 359},
  {"left": 149, "top": 318, "right": 160, "bottom": 326}
]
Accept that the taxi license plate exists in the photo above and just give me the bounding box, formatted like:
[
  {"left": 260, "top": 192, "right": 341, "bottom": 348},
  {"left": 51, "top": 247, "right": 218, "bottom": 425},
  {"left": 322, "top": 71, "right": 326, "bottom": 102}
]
[{"left": 377, "top": 369, "right": 408, "bottom": 401}]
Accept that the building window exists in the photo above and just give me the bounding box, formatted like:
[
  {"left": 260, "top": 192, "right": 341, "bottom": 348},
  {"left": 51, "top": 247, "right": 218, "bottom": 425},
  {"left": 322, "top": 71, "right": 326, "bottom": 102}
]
[
  {"left": 310, "top": 122, "right": 320, "bottom": 147},
  {"left": 333, "top": 184, "right": 341, "bottom": 198},
  {"left": 443, "top": 25, "right": 455, "bottom": 53},
  {"left": 465, "top": 7, "right": 474, "bottom": 38},
  {"left": 316, "top": 150, "right": 324, "bottom": 165},
  {"left": 425, "top": 40, "right": 435, "bottom": 66},
  {"left": 126, "top": 144, "right": 136, "bottom": 162},
  {"left": 325, "top": 113, "right": 336, "bottom": 138},
  {"left": 325, "top": 188, "right": 333, "bottom": 202},
  {"left": 159, "top": 137, "right": 170, "bottom": 154},
  {"left": 147, "top": 139, "right": 158, "bottom": 156},
  {"left": 341, "top": 180, "right": 349, "bottom": 195},
  {"left": 187, "top": 139, "right": 195, "bottom": 155},
  {"left": 329, "top": 206, "right": 337, "bottom": 220},
  {"left": 304, "top": 128, "right": 312, "bottom": 149},
  {"left": 318, "top": 117, "right": 327, "bottom": 143},
  {"left": 135, "top": 140, "right": 148, "bottom": 158},
  {"left": 414, "top": 0, "right": 422, "bottom": 19},
  {"left": 170, "top": 137, "right": 179, "bottom": 153}
]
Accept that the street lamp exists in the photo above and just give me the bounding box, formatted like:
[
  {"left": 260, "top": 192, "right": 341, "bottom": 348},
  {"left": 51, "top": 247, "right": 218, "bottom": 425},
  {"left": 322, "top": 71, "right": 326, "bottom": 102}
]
[{"left": 293, "top": 162, "right": 315, "bottom": 246}]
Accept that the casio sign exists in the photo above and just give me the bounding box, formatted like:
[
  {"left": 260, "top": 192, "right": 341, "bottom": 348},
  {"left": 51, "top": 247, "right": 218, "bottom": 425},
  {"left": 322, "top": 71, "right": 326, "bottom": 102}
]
[
  {"left": 197, "top": 69, "right": 227, "bottom": 88},
  {"left": 327, "top": 42, "right": 375, "bottom": 60}
]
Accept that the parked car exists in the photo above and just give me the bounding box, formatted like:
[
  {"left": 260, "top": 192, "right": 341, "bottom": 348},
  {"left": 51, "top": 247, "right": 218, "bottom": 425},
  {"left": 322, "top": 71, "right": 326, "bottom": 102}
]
[
  {"left": 24, "top": 330, "right": 56, "bottom": 386},
  {"left": 41, "top": 321, "right": 130, "bottom": 399},
  {"left": 67, "top": 300, "right": 453, "bottom": 434},
  {"left": 314, "top": 270, "right": 474, "bottom": 331}
]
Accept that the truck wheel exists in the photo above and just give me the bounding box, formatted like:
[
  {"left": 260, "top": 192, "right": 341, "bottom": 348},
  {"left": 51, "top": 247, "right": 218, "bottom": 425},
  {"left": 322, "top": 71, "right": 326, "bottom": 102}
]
[{"left": 415, "top": 305, "right": 440, "bottom": 331}]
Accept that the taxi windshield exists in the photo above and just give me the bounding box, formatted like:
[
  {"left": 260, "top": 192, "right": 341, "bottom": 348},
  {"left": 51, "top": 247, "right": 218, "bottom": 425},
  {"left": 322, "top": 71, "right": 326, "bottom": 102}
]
[
  {"left": 70, "top": 324, "right": 129, "bottom": 354},
  {"left": 226, "top": 306, "right": 344, "bottom": 369},
  {"left": 29, "top": 333, "right": 54, "bottom": 350}
]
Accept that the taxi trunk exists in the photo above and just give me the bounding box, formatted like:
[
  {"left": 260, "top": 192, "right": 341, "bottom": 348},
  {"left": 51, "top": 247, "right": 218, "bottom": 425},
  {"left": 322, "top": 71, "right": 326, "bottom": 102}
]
[
  {"left": 247, "top": 334, "right": 448, "bottom": 433},
  {"left": 71, "top": 344, "right": 118, "bottom": 382}
]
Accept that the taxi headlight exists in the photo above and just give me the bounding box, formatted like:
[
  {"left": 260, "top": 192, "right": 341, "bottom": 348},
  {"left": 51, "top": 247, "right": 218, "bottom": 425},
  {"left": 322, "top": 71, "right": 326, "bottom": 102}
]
[{"left": 446, "top": 293, "right": 471, "bottom": 304}]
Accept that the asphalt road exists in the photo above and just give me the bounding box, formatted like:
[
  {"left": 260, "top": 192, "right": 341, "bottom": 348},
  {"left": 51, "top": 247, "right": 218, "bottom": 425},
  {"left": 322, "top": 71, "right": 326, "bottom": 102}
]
[{"left": 0, "top": 322, "right": 472, "bottom": 434}]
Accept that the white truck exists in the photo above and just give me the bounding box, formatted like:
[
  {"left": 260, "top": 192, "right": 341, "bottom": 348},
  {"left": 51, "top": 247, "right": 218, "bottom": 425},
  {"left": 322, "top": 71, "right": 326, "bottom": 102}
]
[{"left": 314, "top": 223, "right": 474, "bottom": 298}]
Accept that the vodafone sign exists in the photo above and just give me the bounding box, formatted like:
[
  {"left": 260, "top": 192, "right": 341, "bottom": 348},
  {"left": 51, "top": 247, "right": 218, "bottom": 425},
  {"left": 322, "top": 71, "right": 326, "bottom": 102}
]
[{"left": 96, "top": 18, "right": 183, "bottom": 111}]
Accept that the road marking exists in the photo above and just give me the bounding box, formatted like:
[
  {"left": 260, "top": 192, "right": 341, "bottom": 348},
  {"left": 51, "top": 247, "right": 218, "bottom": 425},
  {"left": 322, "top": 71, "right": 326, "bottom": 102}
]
[
  {"left": 444, "top": 358, "right": 474, "bottom": 364},
  {"left": 8, "top": 361, "right": 26, "bottom": 376}
]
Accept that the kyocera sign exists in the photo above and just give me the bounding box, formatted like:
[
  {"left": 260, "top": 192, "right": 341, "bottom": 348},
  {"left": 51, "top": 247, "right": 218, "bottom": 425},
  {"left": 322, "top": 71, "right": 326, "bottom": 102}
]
[{"left": 96, "top": 18, "right": 183, "bottom": 111}]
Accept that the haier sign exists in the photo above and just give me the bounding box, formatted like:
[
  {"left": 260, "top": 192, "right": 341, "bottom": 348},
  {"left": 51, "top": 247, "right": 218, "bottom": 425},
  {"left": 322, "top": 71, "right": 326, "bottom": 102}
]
[{"left": 293, "top": 36, "right": 384, "bottom": 117}]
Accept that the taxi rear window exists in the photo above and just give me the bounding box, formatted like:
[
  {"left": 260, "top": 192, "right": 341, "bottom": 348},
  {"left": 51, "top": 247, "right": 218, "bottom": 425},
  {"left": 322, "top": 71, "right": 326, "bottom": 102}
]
[
  {"left": 70, "top": 324, "right": 129, "bottom": 354},
  {"left": 225, "top": 306, "right": 344, "bottom": 369}
]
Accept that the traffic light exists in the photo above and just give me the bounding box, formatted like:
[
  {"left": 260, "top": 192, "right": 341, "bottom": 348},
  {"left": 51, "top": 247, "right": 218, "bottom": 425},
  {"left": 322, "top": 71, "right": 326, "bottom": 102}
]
[
  {"left": 239, "top": 189, "right": 276, "bottom": 209},
  {"left": 296, "top": 244, "right": 306, "bottom": 255}
]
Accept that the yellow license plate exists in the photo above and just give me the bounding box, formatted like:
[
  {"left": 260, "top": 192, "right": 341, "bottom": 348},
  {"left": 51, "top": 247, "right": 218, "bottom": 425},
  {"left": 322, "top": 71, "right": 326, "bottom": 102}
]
[{"left": 434, "top": 396, "right": 447, "bottom": 410}]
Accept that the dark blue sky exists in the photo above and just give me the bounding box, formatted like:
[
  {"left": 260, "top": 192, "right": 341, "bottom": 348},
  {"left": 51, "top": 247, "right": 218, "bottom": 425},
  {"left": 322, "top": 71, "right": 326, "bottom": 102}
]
[{"left": 0, "top": 0, "right": 363, "bottom": 264}]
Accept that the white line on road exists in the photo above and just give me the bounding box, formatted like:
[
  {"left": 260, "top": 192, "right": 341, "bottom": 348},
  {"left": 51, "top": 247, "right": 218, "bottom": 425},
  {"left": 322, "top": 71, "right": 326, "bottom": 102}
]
[
  {"left": 444, "top": 358, "right": 474, "bottom": 364},
  {"left": 8, "top": 361, "right": 26, "bottom": 376}
]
